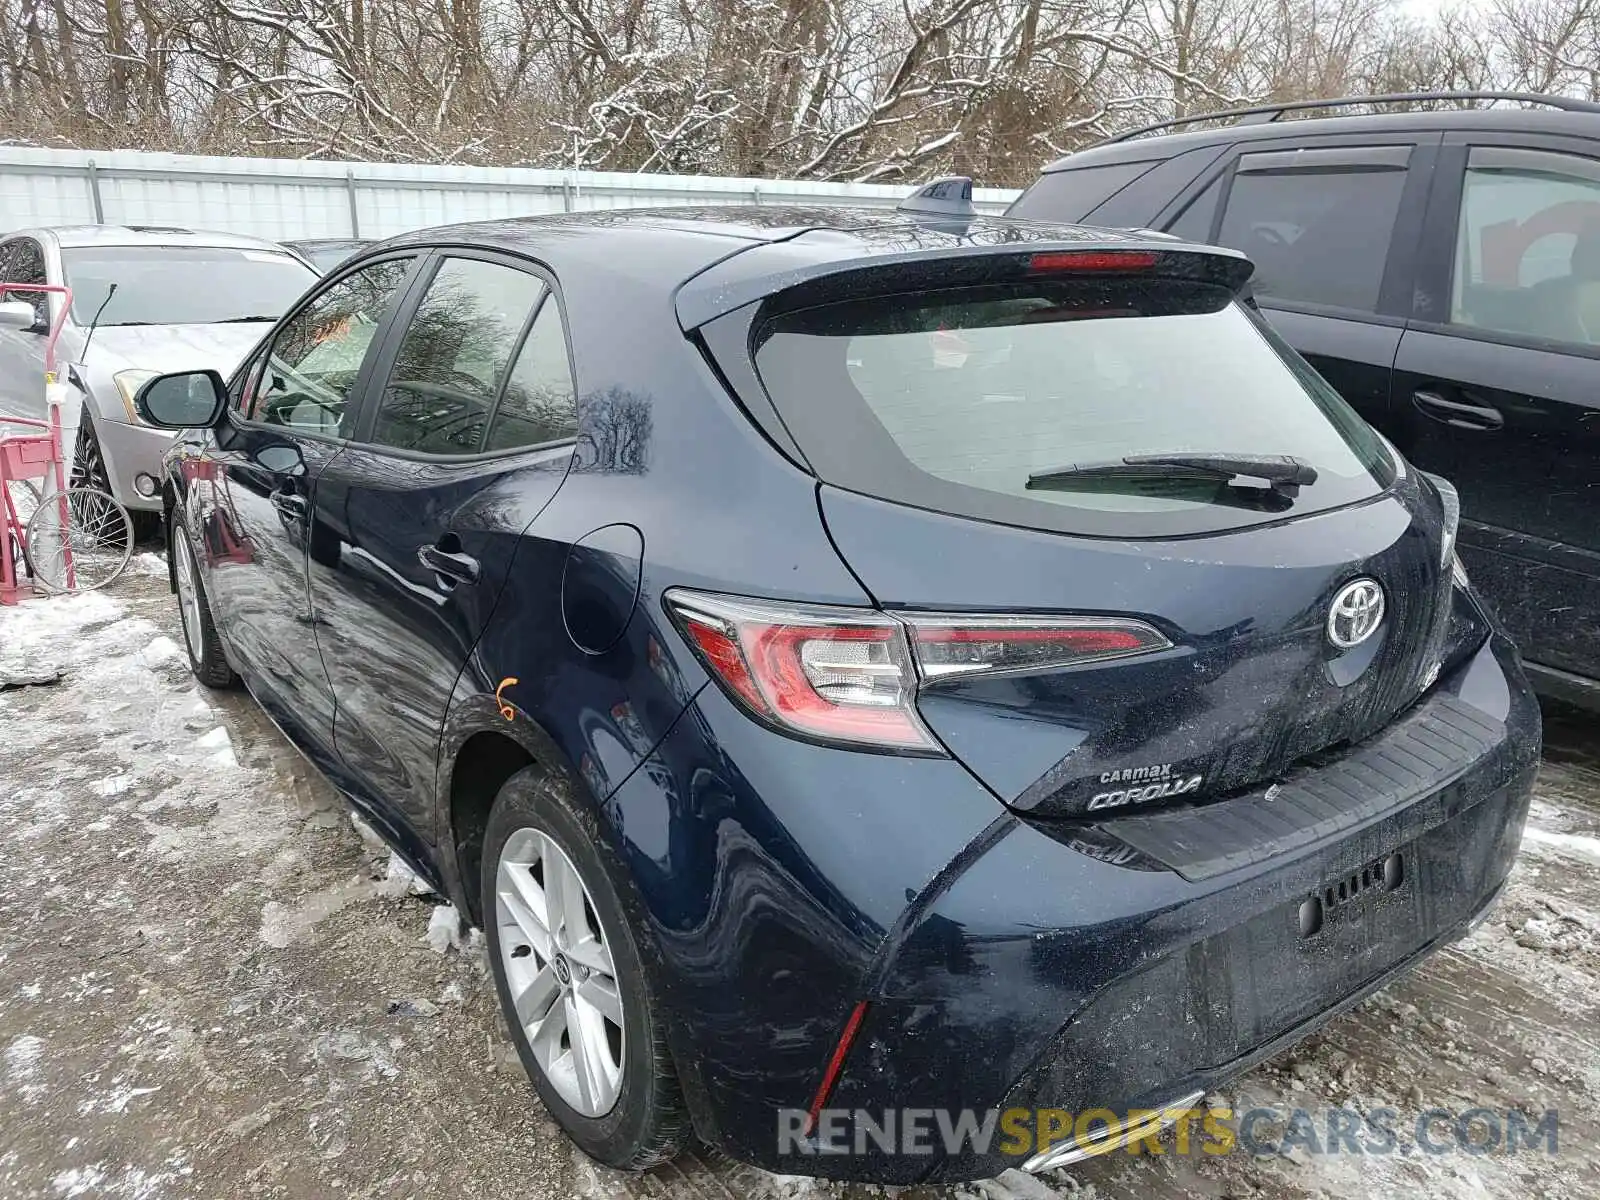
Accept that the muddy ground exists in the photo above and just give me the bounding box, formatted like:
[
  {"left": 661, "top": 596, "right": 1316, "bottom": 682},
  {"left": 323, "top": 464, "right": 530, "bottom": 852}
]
[{"left": 3, "top": 565, "right": 1599, "bottom": 1200}]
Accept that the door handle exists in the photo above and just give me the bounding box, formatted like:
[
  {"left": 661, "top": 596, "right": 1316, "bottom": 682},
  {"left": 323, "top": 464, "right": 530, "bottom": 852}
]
[
  {"left": 1412, "top": 390, "right": 1504, "bottom": 432},
  {"left": 418, "top": 542, "right": 481, "bottom": 586},
  {"left": 269, "top": 490, "right": 307, "bottom": 519}
]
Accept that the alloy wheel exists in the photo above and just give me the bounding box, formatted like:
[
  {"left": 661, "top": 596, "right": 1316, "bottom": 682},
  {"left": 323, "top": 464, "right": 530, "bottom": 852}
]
[
  {"left": 173, "top": 528, "right": 203, "bottom": 662},
  {"left": 495, "top": 828, "right": 626, "bottom": 1117}
]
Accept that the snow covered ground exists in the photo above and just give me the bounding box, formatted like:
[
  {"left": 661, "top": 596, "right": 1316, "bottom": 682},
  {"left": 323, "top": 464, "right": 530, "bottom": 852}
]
[{"left": 4, "top": 568, "right": 1600, "bottom": 1199}]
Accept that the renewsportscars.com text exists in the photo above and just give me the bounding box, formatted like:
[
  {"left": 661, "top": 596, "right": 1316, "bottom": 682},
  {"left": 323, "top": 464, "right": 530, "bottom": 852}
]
[{"left": 779, "top": 1106, "right": 1560, "bottom": 1159}]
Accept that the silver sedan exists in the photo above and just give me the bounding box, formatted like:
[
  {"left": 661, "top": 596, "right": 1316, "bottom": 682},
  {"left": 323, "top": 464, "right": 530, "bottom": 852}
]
[{"left": 0, "top": 225, "right": 318, "bottom": 528}]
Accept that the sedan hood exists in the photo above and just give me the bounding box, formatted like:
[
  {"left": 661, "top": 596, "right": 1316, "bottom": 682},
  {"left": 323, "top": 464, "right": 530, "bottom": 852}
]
[{"left": 78, "top": 321, "right": 271, "bottom": 378}]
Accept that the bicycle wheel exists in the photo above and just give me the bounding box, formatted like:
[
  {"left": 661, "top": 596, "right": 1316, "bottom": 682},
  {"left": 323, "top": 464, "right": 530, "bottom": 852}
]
[{"left": 25, "top": 486, "right": 135, "bottom": 593}]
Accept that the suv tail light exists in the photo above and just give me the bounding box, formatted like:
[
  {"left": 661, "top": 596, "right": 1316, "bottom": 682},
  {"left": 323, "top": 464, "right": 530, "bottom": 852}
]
[{"left": 665, "top": 589, "right": 1171, "bottom": 753}]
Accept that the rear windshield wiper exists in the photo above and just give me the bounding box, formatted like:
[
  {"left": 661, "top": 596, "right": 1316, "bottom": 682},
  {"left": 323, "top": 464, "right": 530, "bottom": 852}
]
[
  {"left": 1028, "top": 453, "right": 1318, "bottom": 493},
  {"left": 214, "top": 315, "right": 280, "bottom": 323}
]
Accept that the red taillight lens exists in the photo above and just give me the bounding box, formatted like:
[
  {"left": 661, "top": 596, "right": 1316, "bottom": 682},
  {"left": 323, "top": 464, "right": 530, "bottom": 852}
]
[
  {"left": 903, "top": 615, "right": 1171, "bottom": 681},
  {"left": 667, "top": 591, "right": 1173, "bottom": 750},
  {"left": 665, "top": 591, "right": 939, "bottom": 752},
  {"left": 1027, "top": 250, "right": 1159, "bottom": 273}
]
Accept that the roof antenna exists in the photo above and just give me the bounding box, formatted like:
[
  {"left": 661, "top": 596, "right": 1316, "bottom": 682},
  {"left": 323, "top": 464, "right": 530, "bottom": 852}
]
[
  {"left": 81, "top": 282, "right": 117, "bottom": 362},
  {"left": 897, "top": 175, "right": 976, "bottom": 219}
]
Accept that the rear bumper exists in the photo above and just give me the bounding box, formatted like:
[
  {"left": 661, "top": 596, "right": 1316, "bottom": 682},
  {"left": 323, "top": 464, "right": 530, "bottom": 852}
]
[
  {"left": 622, "top": 633, "right": 1538, "bottom": 1183},
  {"left": 804, "top": 634, "right": 1536, "bottom": 1181}
]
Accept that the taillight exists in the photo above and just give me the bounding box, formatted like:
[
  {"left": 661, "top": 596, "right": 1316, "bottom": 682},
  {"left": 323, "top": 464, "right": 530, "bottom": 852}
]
[
  {"left": 664, "top": 591, "right": 938, "bottom": 752},
  {"left": 903, "top": 615, "right": 1171, "bottom": 681},
  {"left": 666, "top": 590, "right": 1174, "bottom": 752}
]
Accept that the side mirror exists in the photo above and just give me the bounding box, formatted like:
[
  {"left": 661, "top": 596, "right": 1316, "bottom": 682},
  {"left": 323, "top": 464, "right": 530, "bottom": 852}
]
[
  {"left": 135, "top": 369, "right": 228, "bottom": 429},
  {"left": 252, "top": 444, "right": 305, "bottom": 476},
  {"left": 0, "top": 300, "right": 36, "bottom": 330}
]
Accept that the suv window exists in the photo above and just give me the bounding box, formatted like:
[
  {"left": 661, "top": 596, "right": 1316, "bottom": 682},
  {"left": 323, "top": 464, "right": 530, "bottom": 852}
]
[
  {"left": 751, "top": 278, "right": 1392, "bottom": 539},
  {"left": 1450, "top": 147, "right": 1600, "bottom": 347},
  {"left": 483, "top": 294, "right": 578, "bottom": 452},
  {"left": 1215, "top": 155, "right": 1407, "bottom": 312},
  {"left": 369, "top": 256, "right": 545, "bottom": 456},
  {"left": 244, "top": 257, "right": 412, "bottom": 434},
  {"left": 1007, "top": 161, "right": 1160, "bottom": 222},
  {"left": 1166, "top": 175, "right": 1224, "bottom": 243}
]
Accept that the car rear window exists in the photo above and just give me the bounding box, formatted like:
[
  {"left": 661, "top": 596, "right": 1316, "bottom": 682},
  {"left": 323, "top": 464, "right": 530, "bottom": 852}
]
[{"left": 751, "top": 279, "right": 1393, "bottom": 538}]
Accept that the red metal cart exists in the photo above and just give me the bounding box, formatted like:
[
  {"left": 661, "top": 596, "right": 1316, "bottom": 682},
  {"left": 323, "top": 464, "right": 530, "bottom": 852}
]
[{"left": 0, "top": 282, "right": 132, "bottom": 603}]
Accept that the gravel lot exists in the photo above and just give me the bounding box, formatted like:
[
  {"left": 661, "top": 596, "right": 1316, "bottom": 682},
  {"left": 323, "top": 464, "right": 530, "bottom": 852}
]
[{"left": 3, "top": 566, "right": 1600, "bottom": 1200}]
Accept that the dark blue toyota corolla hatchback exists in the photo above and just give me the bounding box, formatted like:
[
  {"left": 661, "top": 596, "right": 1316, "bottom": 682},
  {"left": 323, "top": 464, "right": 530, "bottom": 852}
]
[{"left": 136, "top": 182, "right": 1539, "bottom": 1184}]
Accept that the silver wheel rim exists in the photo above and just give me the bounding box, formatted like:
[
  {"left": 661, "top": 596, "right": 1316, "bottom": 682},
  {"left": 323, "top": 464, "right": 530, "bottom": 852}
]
[
  {"left": 173, "top": 530, "right": 203, "bottom": 661},
  {"left": 495, "top": 829, "right": 625, "bottom": 1117}
]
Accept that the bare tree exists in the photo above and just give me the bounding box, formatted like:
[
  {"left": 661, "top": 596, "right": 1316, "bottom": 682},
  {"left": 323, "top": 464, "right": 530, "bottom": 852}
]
[{"left": 0, "top": 0, "right": 1595, "bottom": 184}]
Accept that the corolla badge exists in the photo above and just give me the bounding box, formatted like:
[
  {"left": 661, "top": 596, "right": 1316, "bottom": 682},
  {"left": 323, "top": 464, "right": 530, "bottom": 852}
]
[
  {"left": 1328, "top": 578, "right": 1385, "bottom": 649},
  {"left": 1088, "top": 763, "right": 1204, "bottom": 811}
]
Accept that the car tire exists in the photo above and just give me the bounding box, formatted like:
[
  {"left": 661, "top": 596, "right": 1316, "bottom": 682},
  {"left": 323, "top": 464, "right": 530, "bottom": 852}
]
[
  {"left": 482, "top": 767, "right": 687, "bottom": 1170},
  {"left": 74, "top": 411, "right": 159, "bottom": 543},
  {"left": 169, "top": 509, "right": 236, "bottom": 689}
]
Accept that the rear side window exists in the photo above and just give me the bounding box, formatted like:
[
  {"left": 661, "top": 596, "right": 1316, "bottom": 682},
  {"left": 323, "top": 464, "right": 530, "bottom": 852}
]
[
  {"left": 1008, "top": 161, "right": 1159, "bottom": 222},
  {"left": 369, "top": 256, "right": 545, "bottom": 456},
  {"left": 484, "top": 295, "right": 578, "bottom": 451},
  {"left": 1216, "top": 155, "right": 1407, "bottom": 312},
  {"left": 751, "top": 279, "right": 1392, "bottom": 538},
  {"left": 1450, "top": 146, "right": 1600, "bottom": 347}
]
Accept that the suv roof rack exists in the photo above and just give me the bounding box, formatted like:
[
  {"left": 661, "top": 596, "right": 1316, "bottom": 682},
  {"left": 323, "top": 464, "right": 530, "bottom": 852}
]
[{"left": 1104, "top": 91, "right": 1600, "bottom": 144}]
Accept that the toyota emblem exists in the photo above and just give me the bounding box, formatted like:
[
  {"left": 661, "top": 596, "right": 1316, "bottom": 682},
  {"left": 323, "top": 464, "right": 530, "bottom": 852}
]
[{"left": 1328, "top": 578, "right": 1385, "bottom": 649}]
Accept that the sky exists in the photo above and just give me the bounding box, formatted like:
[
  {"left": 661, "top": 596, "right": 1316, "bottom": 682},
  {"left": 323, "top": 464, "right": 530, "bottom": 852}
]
[{"left": 1396, "top": 0, "right": 1486, "bottom": 18}]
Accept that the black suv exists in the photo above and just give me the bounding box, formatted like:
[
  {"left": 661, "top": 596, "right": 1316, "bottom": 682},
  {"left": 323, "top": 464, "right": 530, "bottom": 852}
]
[{"left": 1011, "top": 91, "right": 1600, "bottom": 709}]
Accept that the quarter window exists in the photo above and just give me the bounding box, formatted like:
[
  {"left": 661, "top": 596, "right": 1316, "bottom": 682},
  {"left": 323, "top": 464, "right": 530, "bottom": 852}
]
[
  {"left": 1007, "top": 161, "right": 1160, "bottom": 223},
  {"left": 246, "top": 257, "right": 412, "bottom": 434},
  {"left": 1215, "top": 155, "right": 1408, "bottom": 312},
  {"left": 1450, "top": 147, "right": 1600, "bottom": 347},
  {"left": 1166, "top": 175, "right": 1224, "bottom": 244},
  {"left": 483, "top": 295, "right": 578, "bottom": 452},
  {"left": 0, "top": 238, "right": 48, "bottom": 325},
  {"left": 369, "top": 257, "right": 545, "bottom": 456},
  {"left": 229, "top": 352, "right": 266, "bottom": 415}
]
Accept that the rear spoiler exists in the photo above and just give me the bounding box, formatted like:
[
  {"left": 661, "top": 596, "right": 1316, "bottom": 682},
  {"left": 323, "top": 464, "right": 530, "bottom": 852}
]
[{"left": 675, "top": 235, "right": 1254, "bottom": 331}]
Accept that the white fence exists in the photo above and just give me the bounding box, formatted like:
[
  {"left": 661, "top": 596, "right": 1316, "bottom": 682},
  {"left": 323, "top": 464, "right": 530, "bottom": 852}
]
[{"left": 0, "top": 148, "right": 1020, "bottom": 241}]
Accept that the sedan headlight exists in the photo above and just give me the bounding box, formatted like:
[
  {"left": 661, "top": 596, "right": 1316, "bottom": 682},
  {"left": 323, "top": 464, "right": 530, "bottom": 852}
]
[{"left": 113, "top": 369, "right": 160, "bottom": 422}]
